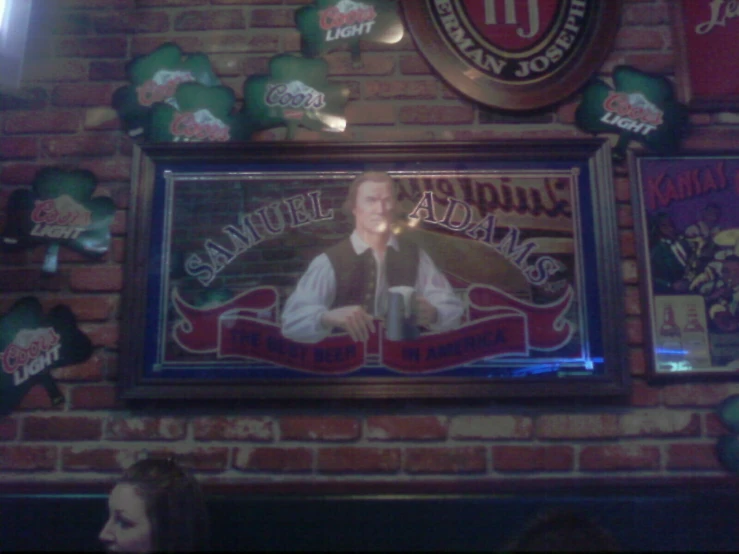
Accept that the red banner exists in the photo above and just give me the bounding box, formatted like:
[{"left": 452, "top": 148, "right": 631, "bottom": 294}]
[{"left": 171, "top": 284, "right": 576, "bottom": 375}]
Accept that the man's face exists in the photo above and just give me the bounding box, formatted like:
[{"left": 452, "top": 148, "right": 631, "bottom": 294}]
[
  {"left": 722, "top": 260, "right": 739, "bottom": 286},
  {"left": 353, "top": 178, "right": 395, "bottom": 236}
]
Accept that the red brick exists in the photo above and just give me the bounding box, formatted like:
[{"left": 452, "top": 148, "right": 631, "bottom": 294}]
[
  {"left": 619, "top": 229, "right": 636, "bottom": 257},
  {"left": 626, "top": 316, "right": 643, "bottom": 345},
  {"left": 131, "top": 36, "right": 204, "bottom": 57},
  {"left": 175, "top": 9, "right": 246, "bottom": 31},
  {"left": 250, "top": 8, "right": 295, "bottom": 27},
  {"left": 235, "top": 447, "right": 313, "bottom": 472},
  {"left": 106, "top": 417, "right": 187, "bottom": 441},
  {"left": 59, "top": 0, "right": 134, "bottom": 7},
  {"left": 62, "top": 446, "right": 135, "bottom": 472},
  {"left": 280, "top": 416, "right": 360, "bottom": 441},
  {"left": 137, "top": 0, "right": 206, "bottom": 5},
  {"left": 363, "top": 80, "right": 438, "bottom": 100},
  {"left": 80, "top": 322, "right": 119, "bottom": 348},
  {"left": 622, "top": 4, "right": 670, "bottom": 25},
  {"left": 0, "top": 446, "right": 57, "bottom": 471},
  {"left": 89, "top": 60, "right": 127, "bottom": 81},
  {"left": 67, "top": 266, "right": 123, "bottom": 292},
  {"left": 450, "top": 415, "right": 533, "bottom": 440},
  {"left": 17, "top": 383, "right": 65, "bottom": 411},
  {"left": 40, "top": 134, "right": 118, "bottom": 157},
  {"left": 399, "top": 54, "right": 433, "bottom": 75},
  {"left": 94, "top": 12, "right": 170, "bottom": 34},
  {"left": 23, "top": 60, "right": 88, "bottom": 82},
  {"left": 318, "top": 447, "right": 401, "bottom": 474},
  {"left": 0, "top": 268, "right": 62, "bottom": 292},
  {"left": 666, "top": 443, "right": 722, "bottom": 470},
  {"left": 492, "top": 445, "right": 574, "bottom": 472},
  {"left": 23, "top": 415, "right": 102, "bottom": 441},
  {"left": 628, "top": 348, "right": 647, "bottom": 377},
  {"left": 345, "top": 103, "right": 395, "bottom": 126},
  {"left": 193, "top": 416, "right": 273, "bottom": 441},
  {"left": 52, "top": 12, "right": 94, "bottom": 35},
  {"left": 580, "top": 444, "right": 661, "bottom": 471},
  {"left": 39, "top": 295, "right": 117, "bottom": 322},
  {"left": 78, "top": 159, "right": 132, "bottom": 182},
  {"left": 0, "top": 87, "right": 49, "bottom": 111},
  {"left": 622, "top": 258, "right": 638, "bottom": 284},
  {"left": 0, "top": 137, "right": 38, "bottom": 159},
  {"left": 399, "top": 105, "right": 475, "bottom": 125},
  {"left": 619, "top": 411, "right": 700, "bottom": 437},
  {"left": 662, "top": 384, "right": 739, "bottom": 407},
  {"left": 0, "top": 417, "right": 18, "bottom": 440},
  {"left": 326, "top": 52, "right": 395, "bottom": 76},
  {"left": 614, "top": 175, "right": 631, "bottom": 202},
  {"left": 366, "top": 416, "right": 448, "bottom": 441},
  {"left": 706, "top": 412, "right": 730, "bottom": 437},
  {"left": 53, "top": 353, "right": 105, "bottom": 382},
  {"left": 55, "top": 37, "right": 128, "bottom": 58},
  {"left": 405, "top": 446, "right": 487, "bottom": 474},
  {"left": 617, "top": 203, "right": 634, "bottom": 228},
  {"left": 4, "top": 111, "right": 81, "bottom": 134},
  {"left": 51, "top": 83, "right": 119, "bottom": 107},
  {"left": 614, "top": 27, "right": 669, "bottom": 50},
  {"left": 69, "top": 384, "right": 121, "bottom": 410},
  {"left": 629, "top": 379, "right": 660, "bottom": 407},
  {"left": 682, "top": 128, "right": 739, "bottom": 150},
  {"left": 536, "top": 414, "right": 620, "bottom": 440},
  {"left": 358, "top": 128, "right": 436, "bottom": 142},
  {"left": 624, "top": 286, "right": 641, "bottom": 316}
]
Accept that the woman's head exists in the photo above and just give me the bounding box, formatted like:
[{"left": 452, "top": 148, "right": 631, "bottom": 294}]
[{"left": 99, "top": 457, "right": 209, "bottom": 553}]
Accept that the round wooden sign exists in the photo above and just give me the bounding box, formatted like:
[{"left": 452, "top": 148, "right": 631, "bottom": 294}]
[{"left": 402, "top": 0, "right": 621, "bottom": 111}]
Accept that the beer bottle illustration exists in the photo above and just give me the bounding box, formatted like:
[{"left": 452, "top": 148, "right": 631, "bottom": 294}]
[
  {"left": 682, "top": 302, "right": 711, "bottom": 369},
  {"left": 657, "top": 302, "right": 683, "bottom": 371}
]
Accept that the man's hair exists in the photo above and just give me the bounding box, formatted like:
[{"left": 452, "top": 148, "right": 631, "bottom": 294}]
[
  {"left": 341, "top": 171, "right": 397, "bottom": 217},
  {"left": 120, "top": 457, "right": 209, "bottom": 552}
]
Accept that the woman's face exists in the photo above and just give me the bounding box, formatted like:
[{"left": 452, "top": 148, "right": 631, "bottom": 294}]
[{"left": 99, "top": 484, "right": 153, "bottom": 553}]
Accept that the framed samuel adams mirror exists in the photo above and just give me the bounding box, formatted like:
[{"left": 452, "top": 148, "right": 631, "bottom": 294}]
[{"left": 120, "top": 140, "right": 628, "bottom": 400}]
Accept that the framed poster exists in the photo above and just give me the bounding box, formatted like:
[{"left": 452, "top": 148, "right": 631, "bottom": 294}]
[
  {"left": 630, "top": 152, "right": 739, "bottom": 379},
  {"left": 121, "top": 140, "right": 628, "bottom": 400},
  {"left": 401, "top": 0, "right": 621, "bottom": 111},
  {"left": 672, "top": 0, "right": 739, "bottom": 110}
]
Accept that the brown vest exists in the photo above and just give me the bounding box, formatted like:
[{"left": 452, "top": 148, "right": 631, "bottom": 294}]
[{"left": 325, "top": 237, "right": 419, "bottom": 315}]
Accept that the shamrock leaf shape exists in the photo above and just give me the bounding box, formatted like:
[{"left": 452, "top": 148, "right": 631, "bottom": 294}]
[
  {"left": 295, "top": 0, "right": 404, "bottom": 61},
  {"left": 242, "top": 54, "right": 350, "bottom": 139},
  {"left": 112, "top": 42, "right": 220, "bottom": 139},
  {"left": 575, "top": 65, "right": 689, "bottom": 157},
  {"left": 0, "top": 297, "right": 93, "bottom": 416},
  {"left": 149, "top": 82, "right": 248, "bottom": 143},
  {"left": 1, "top": 167, "right": 116, "bottom": 272},
  {"left": 716, "top": 395, "right": 739, "bottom": 473}
]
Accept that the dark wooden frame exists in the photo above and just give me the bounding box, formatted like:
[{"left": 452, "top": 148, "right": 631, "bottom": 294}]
[
  {"left": 630, "top": 151, "right": 739, "bottom": 381},
  {"left": 121, "top": 139, "right": 628, "bottom": 400},
  {"left": 401, "top": 0, "right": 621, "bottom": 111},
  {"left": 671, "top": 0, "right": 739, "bottom": 110}
]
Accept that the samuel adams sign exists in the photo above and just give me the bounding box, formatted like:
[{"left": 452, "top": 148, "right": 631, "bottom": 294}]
[{"left": 402, "top": 0, "right": 620, "bottom": 110}]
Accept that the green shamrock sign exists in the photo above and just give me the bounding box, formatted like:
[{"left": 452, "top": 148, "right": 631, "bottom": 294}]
[
  {"left": 575, "top": 65, "right": 689, "bottom": 157},
  {"left": 112, "top": 42, "right": 220, "bottom": 139},
  {"left": 295, "top": 0, "right": 404, "bottom": 61},
  {"left": 242, "top": 54, "right": 350, "bottom": 139},
  {"left": 1, "top": 167, "right": 116, "bottom": 273},
  {"left": 149, "top": 82, "right": 247, "bottom": 142},
  {"left": 716, "top": 395, "right": 739, "bottom": 473},
  {"left": 0, "top": 297, "right": 92, "bottom": 416}
]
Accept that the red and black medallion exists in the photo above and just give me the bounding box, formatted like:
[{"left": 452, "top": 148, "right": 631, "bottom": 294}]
[{"left": 403, "top": 0, "right": 620, "bottom": 110}]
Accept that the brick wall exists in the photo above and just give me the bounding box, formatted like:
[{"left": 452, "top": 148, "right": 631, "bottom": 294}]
[{"left": 2, "top": 0, "right": 739, "bottom": 486}]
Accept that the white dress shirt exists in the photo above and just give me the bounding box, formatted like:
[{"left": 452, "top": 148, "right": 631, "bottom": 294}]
[{"left": 281, "top": 231, "right": 464, "bottom": 343}]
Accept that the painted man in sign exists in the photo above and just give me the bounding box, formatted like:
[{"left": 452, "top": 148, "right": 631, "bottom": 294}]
[{"left": 281, "top": 171, "right": 464, "bottom": 344}]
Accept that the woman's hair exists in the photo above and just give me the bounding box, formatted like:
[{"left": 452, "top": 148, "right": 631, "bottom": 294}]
[
  {"left": 502, "top": 508, "right": 621, "bottom": 552},
  {"left": 119, "top": 457, "right": 209, "bottom": 552}
]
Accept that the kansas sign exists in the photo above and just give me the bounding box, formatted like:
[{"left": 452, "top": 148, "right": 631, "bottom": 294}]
[{"left": 403, "top": 0, "right": 620, "bottom": 110}]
